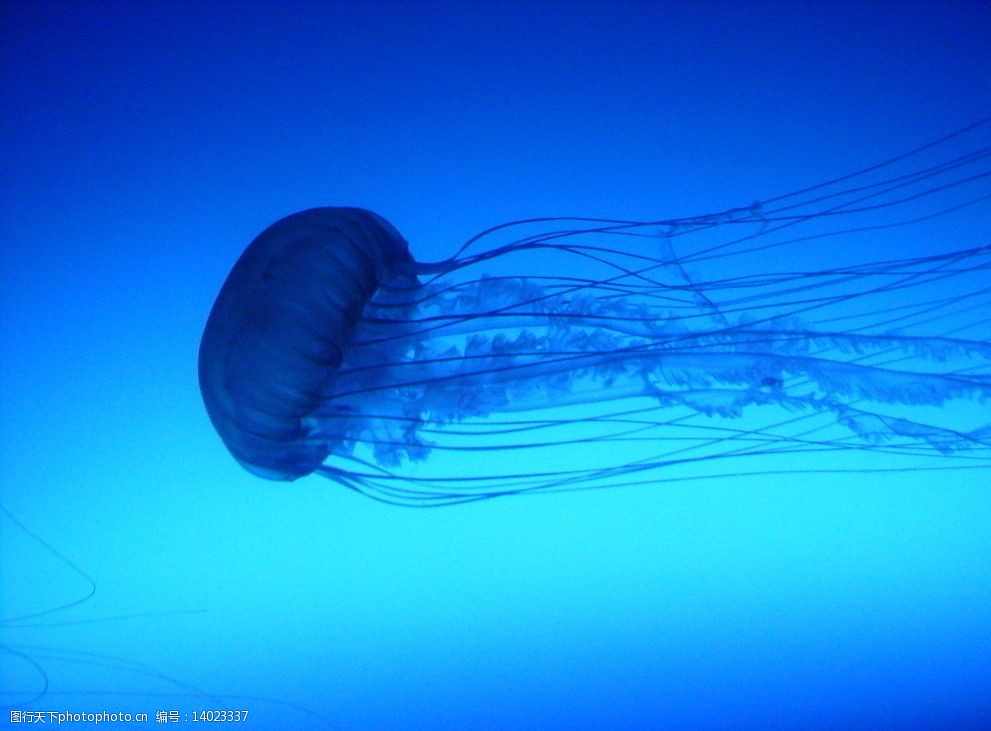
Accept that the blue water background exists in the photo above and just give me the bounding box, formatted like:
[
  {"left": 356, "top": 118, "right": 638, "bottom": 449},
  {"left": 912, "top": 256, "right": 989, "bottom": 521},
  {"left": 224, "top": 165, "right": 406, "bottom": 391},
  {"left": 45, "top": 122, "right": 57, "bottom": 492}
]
[{"left": 2, "top": 2, "right": 989, "bottom": 728}]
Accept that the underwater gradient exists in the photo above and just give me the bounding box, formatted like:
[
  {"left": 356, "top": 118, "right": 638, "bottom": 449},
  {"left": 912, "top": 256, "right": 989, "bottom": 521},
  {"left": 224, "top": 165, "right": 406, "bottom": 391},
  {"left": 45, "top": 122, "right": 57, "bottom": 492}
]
[{"left": 2, "top": 2, "right": 990, "bottom": 729}]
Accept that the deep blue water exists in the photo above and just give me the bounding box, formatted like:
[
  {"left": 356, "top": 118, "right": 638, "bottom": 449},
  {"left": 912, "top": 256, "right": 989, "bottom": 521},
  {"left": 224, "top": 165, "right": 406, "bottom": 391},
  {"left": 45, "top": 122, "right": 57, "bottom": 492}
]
[{"left": 2, "top": 2, "right": 990, "bottom": 728}]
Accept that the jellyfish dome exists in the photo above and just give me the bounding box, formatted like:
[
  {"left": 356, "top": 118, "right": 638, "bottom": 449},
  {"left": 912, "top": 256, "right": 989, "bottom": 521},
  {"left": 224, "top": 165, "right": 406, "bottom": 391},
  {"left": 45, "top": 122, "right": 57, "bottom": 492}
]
[
  {"left": 198, "top": 207, "right": 419, "bottom": 480},
  {"left": 199, "top": 121, "right": 991, "bottom": 505}
]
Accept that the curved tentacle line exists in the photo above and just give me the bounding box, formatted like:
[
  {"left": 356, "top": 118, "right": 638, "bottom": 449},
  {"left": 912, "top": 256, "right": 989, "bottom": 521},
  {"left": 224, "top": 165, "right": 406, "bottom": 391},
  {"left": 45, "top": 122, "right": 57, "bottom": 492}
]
[{"left": 0, "top": 505, "right": 329, "bottom": 725}]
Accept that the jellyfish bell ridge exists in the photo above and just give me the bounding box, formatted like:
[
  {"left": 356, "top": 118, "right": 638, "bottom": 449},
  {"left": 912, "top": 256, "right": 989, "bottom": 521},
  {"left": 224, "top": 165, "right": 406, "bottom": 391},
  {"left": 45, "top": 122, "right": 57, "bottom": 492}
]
[{"left": 198, "top": 207, "right": 416, "bottom": 480}]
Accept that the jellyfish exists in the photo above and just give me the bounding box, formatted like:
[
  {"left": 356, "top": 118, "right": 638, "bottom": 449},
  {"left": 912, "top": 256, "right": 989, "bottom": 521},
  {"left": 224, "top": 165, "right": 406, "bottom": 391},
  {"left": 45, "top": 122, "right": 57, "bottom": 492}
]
[{"left": 199, "top": 119, "right": 991, "bottom": 505}]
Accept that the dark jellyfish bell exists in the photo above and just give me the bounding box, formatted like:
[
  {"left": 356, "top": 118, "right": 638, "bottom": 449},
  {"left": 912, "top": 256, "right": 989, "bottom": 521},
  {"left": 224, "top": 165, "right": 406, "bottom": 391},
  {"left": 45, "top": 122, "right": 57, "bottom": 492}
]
[{"left": 198, "top": 207, "right": 417, "bottom": 480}]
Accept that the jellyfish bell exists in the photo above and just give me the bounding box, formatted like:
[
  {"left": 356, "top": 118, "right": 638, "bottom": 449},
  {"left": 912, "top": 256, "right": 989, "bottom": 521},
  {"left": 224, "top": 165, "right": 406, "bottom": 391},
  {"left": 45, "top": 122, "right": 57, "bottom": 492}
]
[
  {"left": 198, "top": 207, "right": 420, "bottom": 480},
  {"left": 199, "top": 120, "right": 991, "bottom": 505}
]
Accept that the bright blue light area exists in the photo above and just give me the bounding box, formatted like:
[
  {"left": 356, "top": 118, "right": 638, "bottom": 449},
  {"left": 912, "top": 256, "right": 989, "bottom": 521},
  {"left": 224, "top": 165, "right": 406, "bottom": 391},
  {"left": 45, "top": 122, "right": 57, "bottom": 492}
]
[{"left": 2, "top": 2, "right": 989, "bottom": 728}]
